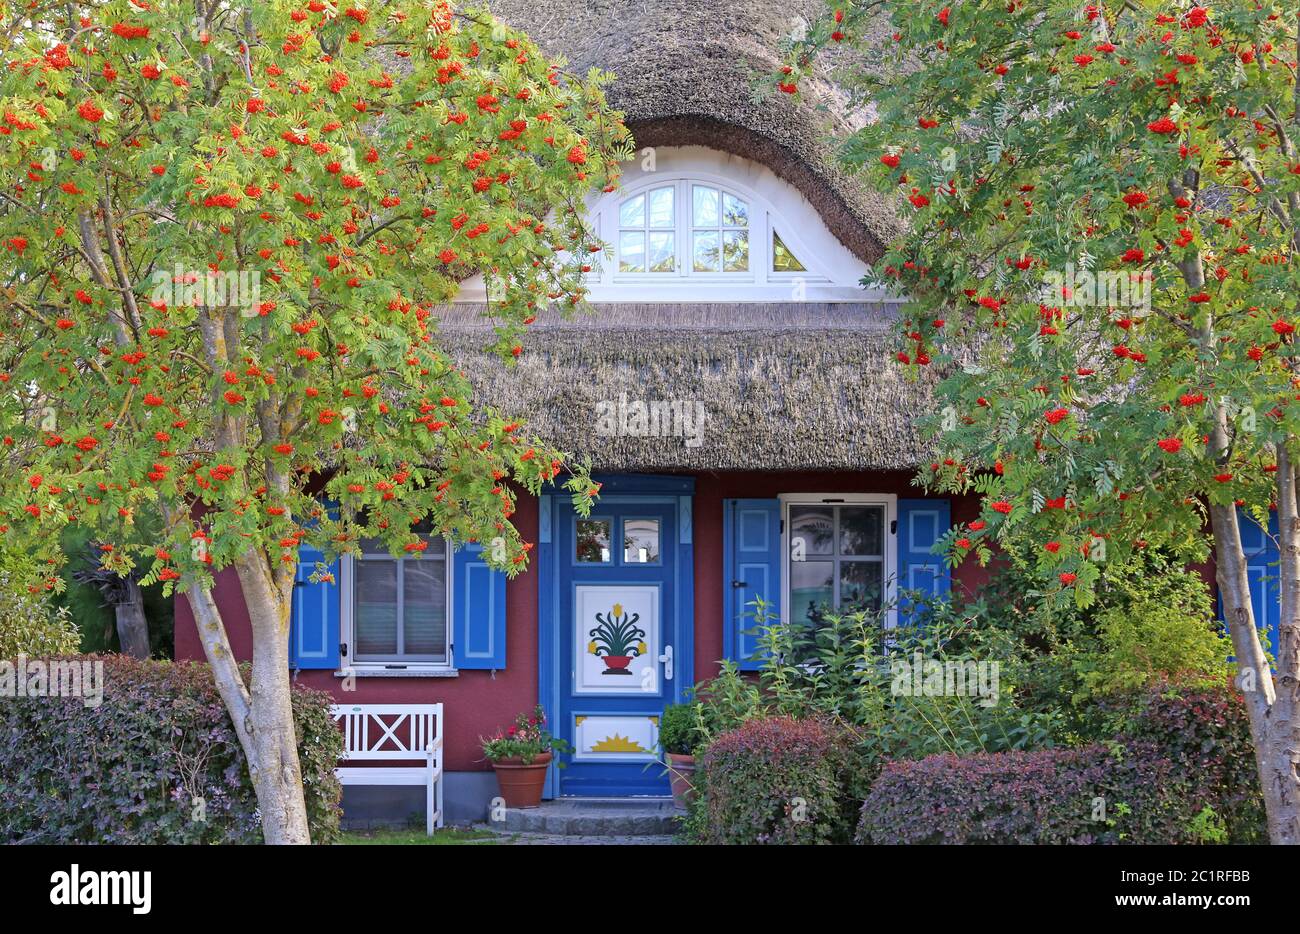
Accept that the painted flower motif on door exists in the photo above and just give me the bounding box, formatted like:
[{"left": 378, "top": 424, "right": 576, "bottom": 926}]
[
  {"left": 587, "top": 603, "right": 648, "bottom": 676},
  {"left": 574, "top": 585, "right": 658, "bottom": 695}
]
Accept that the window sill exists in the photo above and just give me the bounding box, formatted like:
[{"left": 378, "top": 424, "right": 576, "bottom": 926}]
[{"left": 334, "top": 667, "right": 460, "bottom": 679}]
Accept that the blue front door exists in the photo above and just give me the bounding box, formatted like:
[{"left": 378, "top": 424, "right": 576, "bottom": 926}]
[{"left": 548, "top": 492, "right": 688, "bottom": 796}]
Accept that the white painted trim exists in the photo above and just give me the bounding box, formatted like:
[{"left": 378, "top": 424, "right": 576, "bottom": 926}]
[
  {"left": 334, "top": 667, "right": 460, "bottom": 679},
  {"left": 455, "top": 146, "right": 903, "bottom": 304},
  {"left": 778, "top": 493, "right": 899, "bottom": 629},
  {"left": 340, "top": 539, "right": 455, "bottom": 671}
]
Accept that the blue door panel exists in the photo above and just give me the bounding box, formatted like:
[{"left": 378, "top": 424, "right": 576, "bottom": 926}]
[
  {"left": 897, "top": 499, "right": 951, "bottom": 623},
  {"left": 723, "top": 498, "right": 783, "bottom": 670},
  {"left": 551, "top": 497, "right": 684, "bottom": 796}
]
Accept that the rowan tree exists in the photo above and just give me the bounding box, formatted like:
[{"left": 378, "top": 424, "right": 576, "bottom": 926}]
[
  {"left": 791, "top": 1, "right": 1300, "bottom": 842},
  {"left": 0, "top": 0, "right": 627, "bottom": 843}
]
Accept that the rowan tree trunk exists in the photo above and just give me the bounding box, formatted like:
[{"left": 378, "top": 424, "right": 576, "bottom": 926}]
[
  {"left": 183, "top": 547, "right": 311, "bottom": 845},
  {"left": 242, "top": 637, "right": 312, "bottom": 844},
  {"left": 1209, "top": 501, "right": 1300, "bottom": 845},
  {"left": 1267, "top": 450, "right": 1300, "bottom": 841},
  {"left": 113, "top": 578, "right": 151, "bottom": 659}
]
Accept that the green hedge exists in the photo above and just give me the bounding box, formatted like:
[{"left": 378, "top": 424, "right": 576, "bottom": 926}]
[
  {"left": 854, "top": 682, "right": 1265, "bottom": 845},
  {"left": 0, "top": 655, "right": 342, "bottom": 843},
  {"left": 694, "top": 716, "right": 860, "bottom": 844},
  {"left": 0, "top": 548, "right": 80, "bottom": 658}
]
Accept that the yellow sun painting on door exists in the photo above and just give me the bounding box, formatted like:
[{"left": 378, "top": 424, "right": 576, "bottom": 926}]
[
  {"left": 573, "top": 715, "right": 659, "bottom": 761},
  {"left": 591, "top": 734, "right": 649, "bottom": 753}
]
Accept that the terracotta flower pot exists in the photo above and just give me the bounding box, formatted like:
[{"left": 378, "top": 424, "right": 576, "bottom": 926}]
[
  {"left": 665, "top": 752, "right": 696, "bottom": 807},
  {"left": 491, "top": 752, "right": 553, "bottom": 808}
]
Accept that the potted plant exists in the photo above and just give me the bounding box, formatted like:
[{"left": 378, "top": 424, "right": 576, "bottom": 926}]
[
  {"left": 659, "top": 702, "right": 701, "bottom": 807},
  {"left": 480, "top": 705, "right": 570, "bottom": 808}
]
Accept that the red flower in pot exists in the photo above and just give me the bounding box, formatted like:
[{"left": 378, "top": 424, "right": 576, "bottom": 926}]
[{"left": 480, "top": 705, "right": 572, "bottom": 809}]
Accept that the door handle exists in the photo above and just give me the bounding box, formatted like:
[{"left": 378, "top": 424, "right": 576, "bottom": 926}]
[{"left": 657, "top": 644, "right": 673, "bottom": 682}]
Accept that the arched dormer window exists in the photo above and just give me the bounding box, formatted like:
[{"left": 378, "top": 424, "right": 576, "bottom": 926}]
[
  {"left": 688, "top": 183, "right": 750, "bottom": 273},
  {"left": 585, "top": 147, "right": 884, "bottom": 302},
  {"left": 452, "top": 147, "right": 892, "bottom": 304}
]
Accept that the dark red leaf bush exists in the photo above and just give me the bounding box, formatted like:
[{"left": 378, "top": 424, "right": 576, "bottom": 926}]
[
  {"left": 0, "top": 655, "right": 341, "bottom": 843},
  {"left": 1116, "top": 682, "right": 1264, "bottom": 844},
  {"left": 855, "top": 743, "right": 1192, "bottom": 845},
  {"left": 696, "top": 716, "right": 861, "bottom": 844}
]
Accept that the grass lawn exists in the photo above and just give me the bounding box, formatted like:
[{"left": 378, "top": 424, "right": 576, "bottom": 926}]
[{"left": 339, "top": 827, "right": 500, "bottom": 845}]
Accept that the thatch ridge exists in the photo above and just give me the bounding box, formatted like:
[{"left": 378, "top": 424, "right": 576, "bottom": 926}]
[{"left": 486, "top": 0, "right": 900, "bottom": 262}]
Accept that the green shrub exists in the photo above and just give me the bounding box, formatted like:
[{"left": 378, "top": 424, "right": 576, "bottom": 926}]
[
  {"left": 686, "top": 555, "right": 1249, "bottom": 845},
  {"left": 689, "top": 660, "right": 765, "bottom": 743},
  {"left": 855, "top": 683, "right": 1266, "bottom": 846},
  {"left": 0, "top": 548, "right": 80, "bottom": 659},
  {"left": 1187, "top": 806, "right": 1230, "bottom": 845},
  {"left": 0, "top": 655, "right": 342, "bottom": 843},
  {"left": 695, "top": 716, "right": 859, "bottom": 845},
  {"left": 753, "top": 601, "right": 1060, "bottom": 778},
  {"left": 856, "top": 743, "right": 1192, "bottom": 844},
  {"left": 857, "top": 552, "right": 1236, "bottom": 746},
  {"left": 658, "top": 703, "right": 700, "bottom": 756},
  {"left": 1074, "top": 558, "right": 1231, "bottom": 697}
]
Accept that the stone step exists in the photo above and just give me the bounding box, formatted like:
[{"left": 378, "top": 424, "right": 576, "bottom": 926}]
[{"left": 487, "top": 798, "right": 681, "bottom": 837}]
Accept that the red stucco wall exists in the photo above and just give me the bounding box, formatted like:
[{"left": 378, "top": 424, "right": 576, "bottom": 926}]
[{"left": 174, "top": 471, "right": 984, "bottom": 770}]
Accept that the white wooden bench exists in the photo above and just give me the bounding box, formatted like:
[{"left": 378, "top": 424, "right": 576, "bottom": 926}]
[{"left": 330, "top": 704, "right": 444, "bottom": 835}]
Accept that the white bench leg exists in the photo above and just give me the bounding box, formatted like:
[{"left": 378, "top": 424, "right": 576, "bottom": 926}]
[
  {"left": 426, "top": 775, "right": 435, "bottom": 837},
  {"left": 436, "top": 769, "right": 444, "bottom": 830}
]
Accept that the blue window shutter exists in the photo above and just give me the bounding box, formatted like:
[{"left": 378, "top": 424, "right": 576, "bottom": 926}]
[
  {"left": 897, "top": 499, "right": 951, "bottom": 624},
  {"left": 1228, "top": 509, "right": 1280, "bottom": 656},
  {"left": 724, "top": 499, "right": 782, "bottom": 671},
  {"left": 290, "top": 541, "right": 341, "bottom": 669},
  {"left": 453, "top": 543, "right": 507, "bottom": 669}
]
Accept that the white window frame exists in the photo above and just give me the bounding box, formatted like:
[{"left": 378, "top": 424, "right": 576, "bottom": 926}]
[
  {"left": 614, "top": 183, "right": 679, "bottom": 275},
  {"left": 778, "top": 493, "right": 899, "bottom": 629},
  {"left": 453, "top": 146, "right": 902, "bottom": 304},
  {"left": 341, "top": 537, "right": 455, "bottom": 672},
  {"left": 596, "top": 170, "right": 845, "bottom": 298},
  {"left": 612, "top": 179, "right": 758, "bottom": 281}
]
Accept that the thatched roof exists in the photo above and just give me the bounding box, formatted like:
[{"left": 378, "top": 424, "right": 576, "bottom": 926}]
[
  {"left": 440, "top": 304, "right": 937, "bottom": 471},
  {"left": 488, "top": 0, "right": 900, "bottom": 263},
  {"left": 439, "top": 3, "right": 926, "bottom": 471}
]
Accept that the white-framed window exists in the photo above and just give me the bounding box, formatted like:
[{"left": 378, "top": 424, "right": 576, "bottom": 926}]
[
  {"left": 688, "top": 183, "right": 750, "bottom": 274},
  {"left": 779, "top": 493, "right": 898, "bottom": 628},
  {"left": 451, "top": 147, "right": 897, "bottom": 304},
  {"left": 617, "top": 185, "right": 676, "bottom": 273},
  {"left": 342, "top": 535, "right": 451, "bottom": 669},
  {"left": 574, "top": 515, "right": 663, "bottom": 566},
  {"left": 606, "top": 178, "right": 795, "bottom": 284}
]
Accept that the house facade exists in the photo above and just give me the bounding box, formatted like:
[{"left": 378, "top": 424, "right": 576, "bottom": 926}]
[{"left": 172, "top": 0, "right": 998, "bottom": 823}]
